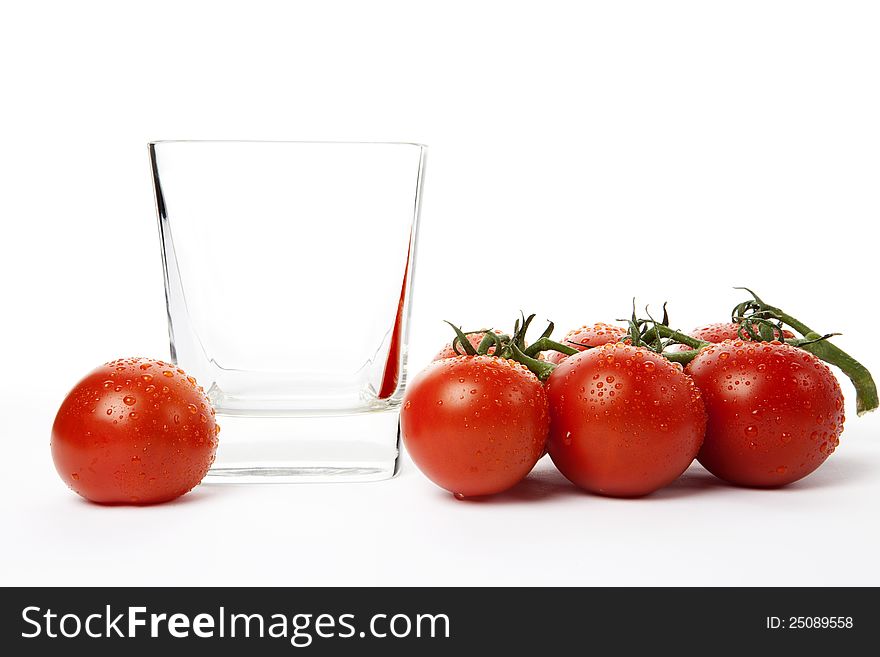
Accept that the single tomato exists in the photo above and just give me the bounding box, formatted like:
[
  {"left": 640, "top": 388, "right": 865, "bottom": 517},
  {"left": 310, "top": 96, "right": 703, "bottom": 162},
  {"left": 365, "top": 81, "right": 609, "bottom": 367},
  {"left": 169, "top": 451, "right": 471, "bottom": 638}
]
[
  {"left": 546, "top": 343, "right": 706, "bottom": 497},
  {"left": 686, "top": 340, "right": 845, "bottom": 487},
  {"left": 544, "top": 323, "right": 627, "bottom": 364},
  {"left": 401, "top": 355, "right": 549, "bottom": 497},
  {"left": 51, "top": 357, "right": 219, "bottom": 504}
]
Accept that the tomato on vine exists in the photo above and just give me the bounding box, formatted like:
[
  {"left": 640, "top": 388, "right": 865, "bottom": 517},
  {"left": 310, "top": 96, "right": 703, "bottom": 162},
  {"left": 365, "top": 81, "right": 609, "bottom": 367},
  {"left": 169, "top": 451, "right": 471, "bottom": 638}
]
[
  {"left": 403, "top": 289, "right": 878, "bottom": 499},
  {"left": 686, "top": 340, "right": 844, "bottom": 487},
  {"left": 401, "top": 355, "right": 549, "bottom": 497},
  {"left": 643, "top": 288, "right": 877, "bottom": 486},
  {"left": 546, "top": 343, "right": 707, "bottom": 497}
]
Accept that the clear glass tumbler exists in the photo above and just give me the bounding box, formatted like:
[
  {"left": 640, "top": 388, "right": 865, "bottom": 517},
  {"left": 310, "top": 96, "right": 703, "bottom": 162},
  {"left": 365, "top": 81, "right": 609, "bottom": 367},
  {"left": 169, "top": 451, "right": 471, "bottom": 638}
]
[{"left": 149, "top": 141, "right": 427, "bottom": 482}]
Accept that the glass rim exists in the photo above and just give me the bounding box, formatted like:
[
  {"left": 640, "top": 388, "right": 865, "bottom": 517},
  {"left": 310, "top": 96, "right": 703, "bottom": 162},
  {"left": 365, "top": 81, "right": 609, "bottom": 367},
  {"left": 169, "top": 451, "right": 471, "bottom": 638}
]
[{"left": 149, "top": 139, "right": 427, "bottom": 148}]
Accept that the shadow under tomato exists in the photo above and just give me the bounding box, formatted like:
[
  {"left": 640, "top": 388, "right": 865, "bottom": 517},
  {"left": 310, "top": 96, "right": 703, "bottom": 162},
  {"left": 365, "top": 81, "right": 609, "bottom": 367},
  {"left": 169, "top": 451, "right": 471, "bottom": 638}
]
[
  {"left": 71, "top": 484, "right": 224, "bottom": 509},
  {"left": 444, "top": 460, "right": 733, "bottom": 504},
  {"left": 445, "top": 459, "right": 585, "bottom": 505},
  {"left": 703, "top": 451, "right": 875, "bottom": 494},
  {"left": 652, "top": 446, "right": 877, "bottom": 498},
  {"left": 643, "top": 466, "right": 727, "bottom": 501}
]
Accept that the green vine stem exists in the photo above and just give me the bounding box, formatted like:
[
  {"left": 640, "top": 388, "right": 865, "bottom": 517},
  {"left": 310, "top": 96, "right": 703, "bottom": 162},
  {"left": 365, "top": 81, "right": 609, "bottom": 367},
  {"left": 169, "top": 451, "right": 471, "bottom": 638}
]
[
  {"left": 509, "top": 344, "right": 557, "bottom": 381},
  {"left": 731, "top": 288, "right": 878, "bottom": 416},
  {"left": 648, "top": 309, "right": 878, "bottom": 416},
  {"left": 661, "top": 348, "right": 703, "bottom": 365},
  {"left": 523, "top": 338, "right": 578, "bottom": 359},
  {"left": 641, "top": 326, "right": 709, "bottom": 351},
  {"left": 442, "top": 317, "right": 571, "bottom": 381}
]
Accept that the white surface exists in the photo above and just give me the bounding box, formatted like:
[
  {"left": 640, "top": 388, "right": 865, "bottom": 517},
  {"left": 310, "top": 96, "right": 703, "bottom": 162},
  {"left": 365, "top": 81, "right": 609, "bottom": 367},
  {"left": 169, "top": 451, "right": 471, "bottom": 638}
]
[
  {"left": 2, "top": 0, "right": 880, "bottom": 586},
  {"left": 3, "top": 395, "right": 880, "bottom": 586}
]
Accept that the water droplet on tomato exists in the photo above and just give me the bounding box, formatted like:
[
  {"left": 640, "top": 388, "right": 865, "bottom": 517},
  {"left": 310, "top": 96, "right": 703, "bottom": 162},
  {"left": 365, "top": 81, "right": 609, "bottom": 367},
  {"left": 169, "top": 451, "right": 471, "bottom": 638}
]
[
  {"left": 106, "top": 408, "right": 113, "bottom": 415},
  {"left": 71, "top": 473, "right": 80, "bottom": 480},
  {"left": 780, "top": 432, "right": 792, "bottom": 444},
  {"left": 744, "top": 425, "right": 758, "bottom": 438},
  {"left": 643, "top": 361, "right": 656, "bottom": 372},
  {"left": 163, "top": 371, "right": 174, "bottom": 377},
  {"left": 453, "top": 492, "right": 466, "bottom": 500},
  {"left": 776, "top": 465, "right": 787, "bottom": 474},
  {"left": 123, "top": 395, "right": 137, "bottom": 406}
]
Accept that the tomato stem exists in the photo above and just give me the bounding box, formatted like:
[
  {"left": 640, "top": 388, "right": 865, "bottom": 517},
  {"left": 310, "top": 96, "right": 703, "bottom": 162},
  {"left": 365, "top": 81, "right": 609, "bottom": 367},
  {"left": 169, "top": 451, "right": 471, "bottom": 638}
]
[
  {"left": 509, "top": 344, "right": 557, "bottom": 381},
  {"left": 662, "top": 348, "right": 702, "bottom": 365},
  {"left": 441, "top": 317, "right": 572, "bottom": 381},
  {"left": 443, "top": 322, "right": 490, "bottom": 356},
  {"left": 794, "top": 335, "right": 877, "bottom": 415},
  {"left": 523, "top": 337, "right": 578, "bottom": 359},
  {"left": 642, "top": 326, "right": 709, "bottom": 351},
  {"left": 732, "top": 289, "right": 878, "bottom": 416}
]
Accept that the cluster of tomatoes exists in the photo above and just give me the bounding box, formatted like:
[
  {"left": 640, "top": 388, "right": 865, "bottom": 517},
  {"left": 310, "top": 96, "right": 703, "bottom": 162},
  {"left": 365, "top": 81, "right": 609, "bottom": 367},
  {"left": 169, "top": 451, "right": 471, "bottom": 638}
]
[{"left": 401, "top": 297, "right": 875, "bottom": 499}]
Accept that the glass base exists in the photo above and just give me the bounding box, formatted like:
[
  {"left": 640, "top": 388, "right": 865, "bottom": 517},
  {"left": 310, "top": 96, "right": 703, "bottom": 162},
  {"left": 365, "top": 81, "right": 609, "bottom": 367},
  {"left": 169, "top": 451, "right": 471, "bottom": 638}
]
[{"left": 204, "top": 410, "right": 401, "bottom": 483}]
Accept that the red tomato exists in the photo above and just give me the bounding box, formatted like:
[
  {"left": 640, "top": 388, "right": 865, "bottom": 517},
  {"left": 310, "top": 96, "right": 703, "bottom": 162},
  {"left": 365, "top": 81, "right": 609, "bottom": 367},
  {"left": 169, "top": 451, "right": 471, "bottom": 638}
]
[
  {"left": 51, "top": 357, "right": 219, "bottom": 504},
  {"left": 401, "top": 356, "right": 549, "bottom": 497},
  {"left": 667, "top": 322, "right": 795, "bottom": 352},
  {"left": 546, "top": 343, "right": 706, "bottom": 497},
  {"left": 544, "top": 323, "right": 627, "bottom": 364},
  {"left": 432, "top": 330, "right": 503, "bottom": 361},
  {"left": 686, "top": 340, "right": 845, "bottom": 487}
]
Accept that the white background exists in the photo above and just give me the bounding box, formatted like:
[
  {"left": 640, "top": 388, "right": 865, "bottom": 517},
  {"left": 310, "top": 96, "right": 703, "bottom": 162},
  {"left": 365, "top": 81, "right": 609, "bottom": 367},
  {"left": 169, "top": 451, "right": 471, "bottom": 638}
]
[{"left": 2, "top": 0, "right": 879, "bottom": 586}]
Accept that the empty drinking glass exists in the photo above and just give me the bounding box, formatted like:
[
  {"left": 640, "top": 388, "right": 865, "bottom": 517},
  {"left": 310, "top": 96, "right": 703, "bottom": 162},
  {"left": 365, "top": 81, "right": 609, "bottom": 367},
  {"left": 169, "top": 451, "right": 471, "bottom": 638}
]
[{"left": 149, "top": 141, "right": 427, "bottom": 482}]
